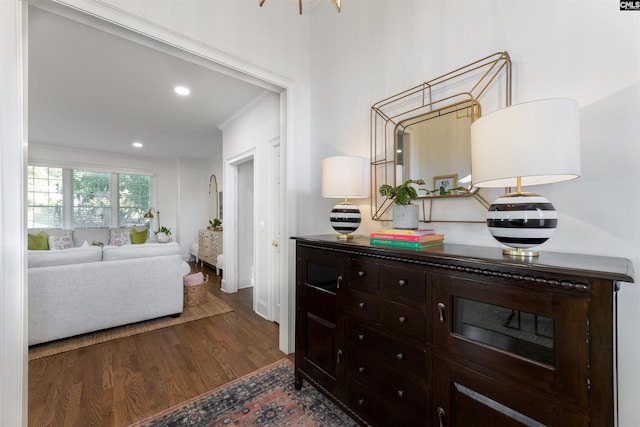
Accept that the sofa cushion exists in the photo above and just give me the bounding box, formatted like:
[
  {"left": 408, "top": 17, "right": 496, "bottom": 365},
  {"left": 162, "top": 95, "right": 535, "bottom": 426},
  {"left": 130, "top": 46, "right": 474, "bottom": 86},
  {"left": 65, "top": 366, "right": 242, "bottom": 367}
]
[
  {"left": 73, "top": 228, "right": 110, "bottom": 248},
  {"left": 102, "top": 242, "right": 180, "bottom": 261},
  {"left": 28, "top": 231, "right": 49, "bottom": 250},
  {"left": 28, "top": 245, "right": 103, "bottom": 268}
]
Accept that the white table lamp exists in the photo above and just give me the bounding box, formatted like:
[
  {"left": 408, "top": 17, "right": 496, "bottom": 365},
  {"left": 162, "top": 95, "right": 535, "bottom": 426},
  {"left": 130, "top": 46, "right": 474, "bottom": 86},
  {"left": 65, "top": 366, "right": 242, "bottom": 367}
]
[
  {"left": 322, "top": 156, "right": 370, "bottom": 239},
  {"left": 471, "top": 99, "right": 581, "bottom": 256}
]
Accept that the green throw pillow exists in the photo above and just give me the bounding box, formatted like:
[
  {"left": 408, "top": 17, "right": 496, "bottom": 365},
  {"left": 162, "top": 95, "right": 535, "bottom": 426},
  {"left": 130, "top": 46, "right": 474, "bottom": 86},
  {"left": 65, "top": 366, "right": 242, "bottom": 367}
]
[
  {"left": 130, "top": 228, "right": 148, "bottom": 244},
  {"left": 28, "top": 231, "right": 49, "bottom": 250}
]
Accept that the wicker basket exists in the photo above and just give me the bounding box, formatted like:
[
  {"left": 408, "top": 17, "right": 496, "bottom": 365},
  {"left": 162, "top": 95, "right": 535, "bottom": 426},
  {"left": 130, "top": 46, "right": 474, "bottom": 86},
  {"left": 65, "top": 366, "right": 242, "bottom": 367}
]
[{"left": 183, "top": 274, "right": 209, "bottom": 307}]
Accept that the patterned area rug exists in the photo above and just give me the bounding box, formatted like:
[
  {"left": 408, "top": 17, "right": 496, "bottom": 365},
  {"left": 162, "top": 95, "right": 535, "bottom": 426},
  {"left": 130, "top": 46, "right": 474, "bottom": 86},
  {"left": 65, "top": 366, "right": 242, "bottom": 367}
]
[
  {"left": 28, "top": 292, "right": 232, "bottom": 360},
  {"left": 129, "top": 359, "right": 360, "bottom": 427}
]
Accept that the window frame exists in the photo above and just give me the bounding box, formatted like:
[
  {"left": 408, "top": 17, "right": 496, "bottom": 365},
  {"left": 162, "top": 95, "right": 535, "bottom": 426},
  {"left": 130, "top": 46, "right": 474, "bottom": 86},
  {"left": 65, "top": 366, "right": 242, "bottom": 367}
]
[{"left": 27, "top": 161, "right": 155, "bottom": 229}]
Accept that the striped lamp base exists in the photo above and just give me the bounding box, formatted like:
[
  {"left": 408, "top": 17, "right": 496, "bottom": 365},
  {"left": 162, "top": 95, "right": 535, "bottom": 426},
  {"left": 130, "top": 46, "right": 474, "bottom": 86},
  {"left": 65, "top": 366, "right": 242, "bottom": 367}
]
[
  {"left": 329, "top": 203, "right": 362, "bottom": 239},
  {"left": 487, "top": 192, "right": 557, "bottom": 257}
]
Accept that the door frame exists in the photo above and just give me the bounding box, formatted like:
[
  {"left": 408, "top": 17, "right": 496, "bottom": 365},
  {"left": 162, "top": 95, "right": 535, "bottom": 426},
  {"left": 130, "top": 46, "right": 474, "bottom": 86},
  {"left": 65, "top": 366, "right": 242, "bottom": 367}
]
[{"left": 223, "top": 149, "right": 256, "bottom": 295}]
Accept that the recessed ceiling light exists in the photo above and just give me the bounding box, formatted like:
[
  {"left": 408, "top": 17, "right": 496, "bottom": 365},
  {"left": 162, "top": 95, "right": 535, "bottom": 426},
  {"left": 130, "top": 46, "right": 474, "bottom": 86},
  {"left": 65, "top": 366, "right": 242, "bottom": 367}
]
[
  {"left": 132, "top": 141, "right": 143, "bottom": 148},
  {"left": 174, "top": 86, "right": 191, "bottom": 96}
]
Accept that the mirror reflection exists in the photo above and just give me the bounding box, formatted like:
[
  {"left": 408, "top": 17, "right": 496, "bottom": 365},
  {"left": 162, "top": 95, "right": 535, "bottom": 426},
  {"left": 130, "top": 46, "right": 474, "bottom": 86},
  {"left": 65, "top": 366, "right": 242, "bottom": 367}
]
[{"left": 395, "top": 102, "right": 474, "bottom": 197}]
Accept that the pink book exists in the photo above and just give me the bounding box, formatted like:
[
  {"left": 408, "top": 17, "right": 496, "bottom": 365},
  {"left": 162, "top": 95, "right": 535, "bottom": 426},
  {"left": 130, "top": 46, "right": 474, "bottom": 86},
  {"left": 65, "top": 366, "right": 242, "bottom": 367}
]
[{"left": 369, "top": 233, "right": 444, "bottom": 242}]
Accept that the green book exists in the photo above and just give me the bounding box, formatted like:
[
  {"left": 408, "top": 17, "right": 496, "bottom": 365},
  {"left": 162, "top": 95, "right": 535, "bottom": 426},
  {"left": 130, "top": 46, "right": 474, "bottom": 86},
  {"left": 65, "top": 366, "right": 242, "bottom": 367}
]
[{"left": 370, "top": 238, "right": 444, "bottom": 249}]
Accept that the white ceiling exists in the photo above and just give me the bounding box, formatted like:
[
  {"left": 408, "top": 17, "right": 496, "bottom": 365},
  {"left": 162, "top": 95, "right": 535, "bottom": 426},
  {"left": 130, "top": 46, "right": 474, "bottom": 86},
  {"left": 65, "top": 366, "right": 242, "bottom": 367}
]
[{"left": 28, "top": 5, "right": 275, "bottom": 160}]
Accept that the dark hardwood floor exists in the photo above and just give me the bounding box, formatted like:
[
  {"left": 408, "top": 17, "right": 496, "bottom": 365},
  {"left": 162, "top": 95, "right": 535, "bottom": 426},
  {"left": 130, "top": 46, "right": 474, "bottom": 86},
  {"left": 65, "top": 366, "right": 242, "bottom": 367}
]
[{"left": 28, "top": 262, "right": 289, "bottom": 427}]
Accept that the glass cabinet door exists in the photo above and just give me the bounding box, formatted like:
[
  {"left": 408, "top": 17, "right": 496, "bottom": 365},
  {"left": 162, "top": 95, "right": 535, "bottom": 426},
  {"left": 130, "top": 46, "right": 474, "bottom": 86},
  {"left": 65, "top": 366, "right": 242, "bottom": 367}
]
[
  {"left": 432, "top": 272, "right": 589, "bottom": 407},
  {"left": 452, "top": 297, "right": 554, "bottom": 367},
  {"left": 295, "top": 246, "right": 345, "bottom": 395}
]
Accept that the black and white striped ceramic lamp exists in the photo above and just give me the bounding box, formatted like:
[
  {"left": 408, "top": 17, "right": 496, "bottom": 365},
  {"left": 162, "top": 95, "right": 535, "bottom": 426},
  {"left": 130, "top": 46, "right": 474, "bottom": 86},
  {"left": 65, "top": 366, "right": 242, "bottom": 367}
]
[
  {"left": 471, "top": 99, "right": 581, "bottom": 257},
  {"left": 486, "top": 192, "right": 558, "bottom": 256},
  {"left": 322, "top": 156, "right": 370, "bottom": 239}
]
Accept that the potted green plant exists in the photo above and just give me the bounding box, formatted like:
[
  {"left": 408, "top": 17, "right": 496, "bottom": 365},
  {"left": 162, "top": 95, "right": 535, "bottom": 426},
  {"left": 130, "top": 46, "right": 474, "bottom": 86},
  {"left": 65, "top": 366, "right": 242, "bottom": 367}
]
[
  {"left": 379, "top": 179, "right": 425, "bottom": 229},
  {"left": 154, "top": 226, "right": 172, "bottom": 243},
  {"left": 208, "top": 218, "right": 222, "bottom": 231}
]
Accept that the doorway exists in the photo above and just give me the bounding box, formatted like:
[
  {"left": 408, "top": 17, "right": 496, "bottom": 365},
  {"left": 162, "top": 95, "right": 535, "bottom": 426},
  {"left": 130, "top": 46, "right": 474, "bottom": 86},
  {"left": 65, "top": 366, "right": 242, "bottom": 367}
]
[
  {"left": 2, "top": 3, "right": 298, "bottom": 424},
  {"left": 25, "top": 1, "right": 294, "bottom": 354}
]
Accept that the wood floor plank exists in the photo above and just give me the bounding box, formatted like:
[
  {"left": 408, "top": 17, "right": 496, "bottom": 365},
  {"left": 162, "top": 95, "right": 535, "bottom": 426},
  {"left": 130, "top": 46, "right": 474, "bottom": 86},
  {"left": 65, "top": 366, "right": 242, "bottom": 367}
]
[{"left": 28, "top": 263, "right": 287, "bottom": 427}]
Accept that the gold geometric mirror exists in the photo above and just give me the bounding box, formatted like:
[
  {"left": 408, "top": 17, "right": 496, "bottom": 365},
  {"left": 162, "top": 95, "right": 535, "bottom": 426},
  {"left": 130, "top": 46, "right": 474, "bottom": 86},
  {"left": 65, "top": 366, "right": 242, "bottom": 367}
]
[{"left": 371, "top": 51, "right": 512, "bottom": 223}]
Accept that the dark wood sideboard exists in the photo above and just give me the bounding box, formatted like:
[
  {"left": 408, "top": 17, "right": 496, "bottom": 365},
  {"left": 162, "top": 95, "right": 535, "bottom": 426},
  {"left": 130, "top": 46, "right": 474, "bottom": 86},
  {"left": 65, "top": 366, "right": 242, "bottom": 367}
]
[{"left": 292, "top": 235, "right": 634, "bottom": 427}]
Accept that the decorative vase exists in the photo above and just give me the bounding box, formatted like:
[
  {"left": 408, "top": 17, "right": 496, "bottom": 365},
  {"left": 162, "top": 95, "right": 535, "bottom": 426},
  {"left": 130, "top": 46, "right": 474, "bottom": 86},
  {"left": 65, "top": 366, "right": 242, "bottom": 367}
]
[
  {"left": 156, "top": 232, "right": 169, "bottom": 243},
  {"left": 329, "top": 202, "right": 362, "bottom": 239},
  {"left": 393, "top": 204, "right": 419, "bottom": 230},
  {"left": 486, "top": 192, "right": 557, "bottom": 256}
]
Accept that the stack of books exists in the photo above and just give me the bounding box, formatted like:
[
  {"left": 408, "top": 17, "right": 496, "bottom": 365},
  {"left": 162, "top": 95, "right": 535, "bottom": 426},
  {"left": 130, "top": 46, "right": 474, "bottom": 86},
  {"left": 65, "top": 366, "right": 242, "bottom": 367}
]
[{"left": 370, "top": 228, "right": 444, "bottom": 249}]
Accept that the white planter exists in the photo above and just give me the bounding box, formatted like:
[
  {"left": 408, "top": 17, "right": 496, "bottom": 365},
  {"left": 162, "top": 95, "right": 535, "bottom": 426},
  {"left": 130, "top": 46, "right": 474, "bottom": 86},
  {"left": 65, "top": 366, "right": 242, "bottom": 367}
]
[
  {"left": 155, "top": 232, "right": 170, "bottom": 243},
  {"left": 393, "top": 204, "right": 419, "bottom": 230}
]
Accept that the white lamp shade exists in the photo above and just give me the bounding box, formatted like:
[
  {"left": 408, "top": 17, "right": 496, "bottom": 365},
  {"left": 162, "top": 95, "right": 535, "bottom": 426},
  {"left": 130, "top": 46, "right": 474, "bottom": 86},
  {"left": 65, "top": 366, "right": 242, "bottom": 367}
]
[
  {"left": 322, "top": 156, "right": 370, "bottom": 198},
  {"left": 471, "top": 99, "right": 580, "bottom": 188}
]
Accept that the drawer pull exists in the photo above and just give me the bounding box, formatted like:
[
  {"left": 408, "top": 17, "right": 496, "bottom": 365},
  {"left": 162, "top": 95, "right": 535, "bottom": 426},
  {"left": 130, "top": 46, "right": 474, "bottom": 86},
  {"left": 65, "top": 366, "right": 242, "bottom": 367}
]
[
  {"left": 437, "top": 407, "right": 446, "bottom": 427},
  {"left": 336, "top": 275, "right": 342, "bottom": 289},
  {"left": 357, "top": 333, "right": 365, "bottom": 341},
  {"left": 358, "top": 302, "right": 367, "bottom": 309},
  {"left": 358, "top": 398, "right": 365, "bottom": 406},
  {"left": 396, "top": 352, "right": 405, "bottom": 360},
  {"left": 358, "top": 270, "right": 366, "bottom": 277},
  {"left": 399, "top": 315, "right": 407, "bottom": 323},
  {"left": 358, "top": 366, "right": 366, "bottom": 373},
  {"left": 398, "top": 279, "right": 407, "bottom": 286},
  {"left": 397, "top": 389, "right": 405, "bottom": 398},
  {"left": 337, "top": 349, "right": 343, "bottom": 363},
  {"left": 437, "top": 302, "right": 446, "bottom": 323}
]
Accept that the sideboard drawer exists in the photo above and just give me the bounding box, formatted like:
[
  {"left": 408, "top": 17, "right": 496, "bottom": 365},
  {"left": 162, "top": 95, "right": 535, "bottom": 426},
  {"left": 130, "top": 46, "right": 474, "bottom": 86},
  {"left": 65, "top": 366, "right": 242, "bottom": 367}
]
[
  {"left": 346, "top": 289, "right": 381, "bottom": 324},
  {"left": 348, "top": 258, "right": 380, "bottom": 292},
  {"left": 347, "top": 378, "right": 425, "bottom": 426},
  {"left": 347, "top": 321, "right": 427, "bottom": 378},
  {"left": 382, "top": 265, "right": 426, "bottom": 305},
  {"left": 384, "top": 300, "right": 426, "bottom": 341},
  {"left": 347, "top": 350, "right": 426, "bottom": 416}
]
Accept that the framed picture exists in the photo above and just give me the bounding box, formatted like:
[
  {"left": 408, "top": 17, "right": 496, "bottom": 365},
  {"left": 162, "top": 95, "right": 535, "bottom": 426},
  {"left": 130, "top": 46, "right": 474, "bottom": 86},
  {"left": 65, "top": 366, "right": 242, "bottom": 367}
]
[{"left": 434, "top": 174, "right": 458, "bottom": 195}]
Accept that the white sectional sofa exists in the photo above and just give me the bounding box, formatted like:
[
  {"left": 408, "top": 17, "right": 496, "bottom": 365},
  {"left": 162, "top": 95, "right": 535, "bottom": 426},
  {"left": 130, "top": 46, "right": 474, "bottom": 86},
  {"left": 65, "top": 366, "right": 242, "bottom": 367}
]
[{"left": 28, "top": 227, "right": 189, "bottom": 346}]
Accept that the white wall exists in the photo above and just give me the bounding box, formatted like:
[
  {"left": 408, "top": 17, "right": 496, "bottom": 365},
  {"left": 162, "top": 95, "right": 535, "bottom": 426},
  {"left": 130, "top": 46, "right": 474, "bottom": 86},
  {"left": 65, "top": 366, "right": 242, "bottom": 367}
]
[
  {"left": 309, "top": 2, "right": 640, "bottom": 425},
  {"left": 177, "top": 158, "right": 211, "bottom": 260},
  {"left": 0, "top": 3, "right": 27, "bottom": 426}
]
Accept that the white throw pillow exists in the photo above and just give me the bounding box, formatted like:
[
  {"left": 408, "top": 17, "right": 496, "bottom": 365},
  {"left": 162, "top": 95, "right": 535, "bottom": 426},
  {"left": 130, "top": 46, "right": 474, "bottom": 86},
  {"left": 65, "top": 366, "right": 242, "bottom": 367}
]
[
  {"left": 109, "top": 230, "right": 131, "bottom": 246},
  {"left": 48, "top": 233, "right": 73, "bottom": 250}
]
